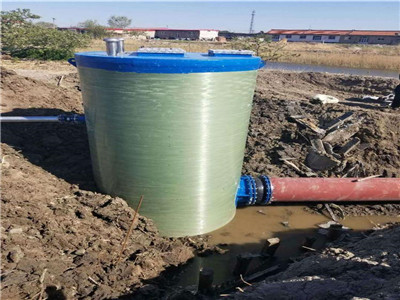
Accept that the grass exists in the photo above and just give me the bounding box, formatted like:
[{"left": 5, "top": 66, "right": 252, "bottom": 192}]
[{"left": 277, "top": 42, "right": 400, "bottom": 71}]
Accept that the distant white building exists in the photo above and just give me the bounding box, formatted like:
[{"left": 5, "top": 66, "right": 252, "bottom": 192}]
[
  {"left": 267, "top": 29, "right": 400, "bottom": 45},
  {"left": 154, "top": 28, "right": 219, "bottom": 40},
  {"left": 199, "top": 30, "right": 219, "bottom": 40}
]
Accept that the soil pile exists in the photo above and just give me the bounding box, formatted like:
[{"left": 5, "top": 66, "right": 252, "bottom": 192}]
[
  {"left": 1, "top": 143, "right": 201, "bottom": 299},
  {"left": 231, "top": 223, "right": 400, "bottom": 299},
  {"left": 243, "top": 70, "right": 400, "bottom": 216},
  {"left": 1, "top": 68, "right": 82, "bottom": 114}
]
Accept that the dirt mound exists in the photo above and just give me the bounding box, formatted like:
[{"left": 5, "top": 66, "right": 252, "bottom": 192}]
[
  {"left": 255, "top": 70, "right": 398, "bottom": 102},
  {"left": 243, "top": 70, "right": 400, "bottom": 216},
  {"left": 1, "top": 143, "right": 201, "bottom": 299},
  {"left": 231, "top": 223, "right": 400, "bottom": 299},
  {"left": 1, "top": 68, "right": 82, "bottom": 114}
]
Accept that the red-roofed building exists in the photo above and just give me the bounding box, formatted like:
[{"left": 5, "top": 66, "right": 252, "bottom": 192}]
[{"left": 266, "top": 29, "right": 400, "bottom": 45}]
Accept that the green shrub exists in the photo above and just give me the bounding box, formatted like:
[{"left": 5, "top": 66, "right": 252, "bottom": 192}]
[
  {"left": 85, "top": 25, "right": 108, "bottom": 39},
  {"left": 1, "top": 8, "right": 91, "bottom": 60},
  {"left": 77, "top": 19, "right": 108, "bottom": 39}
]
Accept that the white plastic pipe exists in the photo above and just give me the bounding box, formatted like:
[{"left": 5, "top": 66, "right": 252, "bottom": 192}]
[{"left": 0, "top": 116, "right": 60, "bottom": 123}]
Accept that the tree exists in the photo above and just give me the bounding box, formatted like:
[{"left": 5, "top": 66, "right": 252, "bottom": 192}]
[
  {"left": 85, "top": 25, "right": 108, "bottom": 39},
  {"left": 36, "top": 21, "right": 55, "bottom": 28},
  {"left": 1, "top": 8, "right": 40, "bottom": 30},
  {"left": 107, "top": 15, "right": 131, "bottom": 28},
  {"left": 231, "top": 34, "right": 299, "bottom": 61},
  {"left": 1, "top": 9, "right": 90, "bottom": 60},
  {"left": 77, "top": 19, "right": 107, "bottom": 38},
  {"left": 77, "top": 19, "right": 100, "bottom": 28}
]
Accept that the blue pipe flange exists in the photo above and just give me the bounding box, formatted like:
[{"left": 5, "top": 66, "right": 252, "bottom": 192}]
[
  {"left": 236, "top": 175, "right": 257, "bottom": 206},
  {"left": 248, "top": 175, "right": 257, "bottom": 205},
  {"left": 260, "top": 175, "right": 273, "bottom": 205}
]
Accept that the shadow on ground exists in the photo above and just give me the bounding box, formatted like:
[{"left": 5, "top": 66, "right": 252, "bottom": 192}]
[{"left": 1, "top": 108, "right": 95, "bottom": 190}]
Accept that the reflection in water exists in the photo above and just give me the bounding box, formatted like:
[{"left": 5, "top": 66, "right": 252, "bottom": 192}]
[
  {"left": 176, "top": 205, "right": 399, "bottom": 286},
  {"left": 265, "top": 61, "right": 398, "bottom": 79}
]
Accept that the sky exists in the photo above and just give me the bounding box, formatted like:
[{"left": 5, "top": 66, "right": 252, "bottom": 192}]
[{"left": 2, "top": 1, "right": 399, "bottom": 32}]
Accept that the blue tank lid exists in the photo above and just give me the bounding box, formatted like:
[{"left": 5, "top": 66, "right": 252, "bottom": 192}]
[{"left": 72, "top": 48, "right": 264, "bottom": 74}]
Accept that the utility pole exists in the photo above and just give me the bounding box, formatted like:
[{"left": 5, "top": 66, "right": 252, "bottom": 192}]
[{"left": 249, "top": 10, "right": 255, "bottom": 34}]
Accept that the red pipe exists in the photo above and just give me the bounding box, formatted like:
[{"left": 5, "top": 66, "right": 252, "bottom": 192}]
[{"left": 269, "top": 178, "right": 400, "bottom": 202}]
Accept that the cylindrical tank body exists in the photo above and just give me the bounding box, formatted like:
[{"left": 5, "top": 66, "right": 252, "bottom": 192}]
[{"left": 74, "top": 48, "right": 262, "bottom": 236}]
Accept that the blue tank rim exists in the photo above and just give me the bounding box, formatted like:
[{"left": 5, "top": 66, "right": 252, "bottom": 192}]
[{"left": 73, "top": 51, "right": 265, "bottom": 74}]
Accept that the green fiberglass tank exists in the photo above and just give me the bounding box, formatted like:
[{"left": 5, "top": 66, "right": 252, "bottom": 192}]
[{"left": 74, "top": 44, "right": 263, "bottom": 237}]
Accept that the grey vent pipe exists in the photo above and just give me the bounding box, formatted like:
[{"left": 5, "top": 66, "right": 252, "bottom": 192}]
[{"left": 103, "top": 38, "right": 124, "bottom": 56}]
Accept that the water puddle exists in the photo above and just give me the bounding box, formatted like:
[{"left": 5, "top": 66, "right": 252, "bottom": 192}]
[{"left": 176, "top": 205, "right": 399, "bottom": 286}]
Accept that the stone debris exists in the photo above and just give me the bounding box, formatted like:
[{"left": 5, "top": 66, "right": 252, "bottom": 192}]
[
  {"left": 339, "top": 137, "right": 361, "bottom": 155},
  {"left": 284, "top": 110, "right": 364, "bottom": 173},
  {"left": 312, "top": 94, "right": 340, "bottom": 104},
  {"left": 323, "top": 112, "right": 354, "bottom": 131},
  {"left": 305, "top": 149, "right": 340, "bottom": 171},
  {"left": 261, "top": 238, "right": 281, "bottom": 257},
  {"left": 362, "top": 95, "right": 379, "bottom": 101},
  {"left": 292, "top": 117, "right": 326, "bottom": 136},
  {"left": 323, "top": 122, "right": 360, "bottom": 144},
  {"left": 323, "top": 142, "right": 341, "bottom": 160},
  {"left": 310, "top": 138, "right": 325, "bottom": 154},
  {"left": 318, "top": 221, "right": 349, "bottom": 231},
  {"left": 280, "top": 221, "right": 289, "bottom": 227},
  {"left": 9, "top": 228, "right": 23, "bottom": 235},
  {"left": 7, "top": 246, "right": 24, "bottom": 263}
]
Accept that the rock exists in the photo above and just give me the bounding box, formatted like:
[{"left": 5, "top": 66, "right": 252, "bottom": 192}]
[
  {"left": 339, "top": 137, "right": 361, "bottom": 155},
  {"left": 9, "top": 228, "right": 23, "bottom": 235},
  {"left": 306, "top": 149, "right": 340, "bottom": 171},
  {"left": 323, "top": 112, "right": 354, "bottom": 131},
  {"left": 323, "top": 142, "right": 342, "bottom": 160},
  {"left": 362, "top": 95, "right": 379, "bottom": 101},
  {"left": 311, "top": 139, "right": 326, "bottom": 154},
  {"left": 74, "top": 249, "right": 86, "bottom": 256},
  {"left": 312, "top": 94, "right": 340, "bottom": 104},
  {"left": 281, "top": 221, "right": 290, "bottom": 227},
  {"left": 8, "top": 246, "right": 24, "bottom": 263},
  {"left": 323, "top": 123, "right": 360, "bottom": 144},
  {"left": 293, "top": 118, "right": 326, "bottom": 136}
]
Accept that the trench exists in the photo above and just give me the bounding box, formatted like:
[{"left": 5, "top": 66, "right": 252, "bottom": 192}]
[{"left": 173, "top": 205, "right": 400, "bottom": 288}]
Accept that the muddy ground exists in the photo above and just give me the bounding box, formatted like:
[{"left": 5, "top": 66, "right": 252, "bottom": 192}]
[
  {"left": 230, "top": 223, "right": 400, "bottom": 299},
  {"left": 1, "top": 62, "right": 400, "bottom": 299}
]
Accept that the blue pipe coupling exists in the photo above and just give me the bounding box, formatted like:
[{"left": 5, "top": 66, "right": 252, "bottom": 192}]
[
  {"left": 58, "top": 114, "right": 86, "bottom": 123},
  {"left": 235, "top": 175, "right": 273, "bottom": 206}
]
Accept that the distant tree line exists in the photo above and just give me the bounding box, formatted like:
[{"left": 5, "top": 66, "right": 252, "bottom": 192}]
[
  {"left": 0, "top": 8, "right": 135, "bottom": 60},
  {"left": 77, "top": 16, "right": 133, "bottom": 39},
  {"left": 1, "top": 8, "right": 90, "bottom": 60}
]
